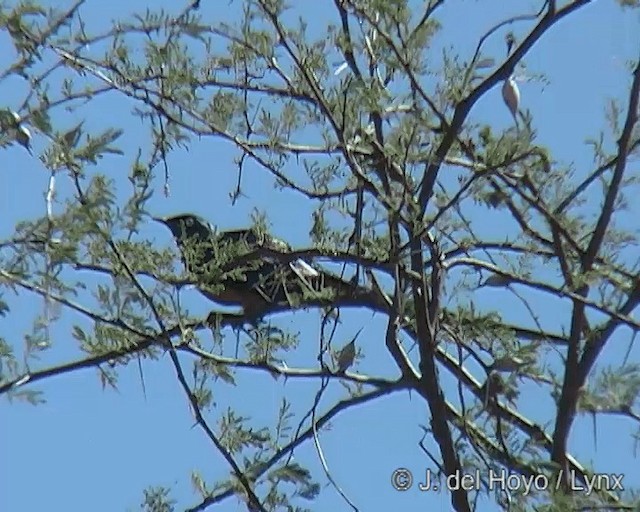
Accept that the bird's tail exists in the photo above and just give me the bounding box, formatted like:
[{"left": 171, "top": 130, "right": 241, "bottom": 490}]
[
  {"left": 280, "top": 268, "right": 389, "bottom": 313},
  {"left": 244, "top": 262, "right": 391, "bottom": 316}
]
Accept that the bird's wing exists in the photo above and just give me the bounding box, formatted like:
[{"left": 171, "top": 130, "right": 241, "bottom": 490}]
[
  {"left": 209, "top": 229, "right": 290, "bottom": 306},
  {"left": 217, "top": 228, "right": 261, "bottom": 247}
]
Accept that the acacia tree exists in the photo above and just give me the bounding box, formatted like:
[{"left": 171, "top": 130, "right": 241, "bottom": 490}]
[{"left": 2, "top": 0, "right": 640, "bottom": 511}]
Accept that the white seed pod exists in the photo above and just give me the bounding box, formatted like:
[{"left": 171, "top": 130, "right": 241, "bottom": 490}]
[
  {"left": 501, "top": 77, "right": 520, "bottom": 125},
  {"left": 334, "top": 61, "right": 349, "bottom": 76},
  {"left": 15, "top": 125, "right": 32, "bottom": 153},
  {"left": 10, "top": 111, "right": 32, "bottom": 154}
]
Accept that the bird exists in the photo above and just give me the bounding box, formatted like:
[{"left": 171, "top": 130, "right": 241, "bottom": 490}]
[
  {"left": 154, "top": 213, "right": 356, "bottom": 319},
  {"left": 501, "top": 76, "right": 520, "bottom": 128}
]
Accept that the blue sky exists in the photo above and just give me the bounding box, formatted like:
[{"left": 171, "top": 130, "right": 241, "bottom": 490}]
[{"left": 2, "top": 1, "right": 639, "bottom": 511}]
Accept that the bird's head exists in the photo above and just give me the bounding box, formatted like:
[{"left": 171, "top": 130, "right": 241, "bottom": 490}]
[{"left": 153, "top": 214, "right": 213, "bottom": 243}]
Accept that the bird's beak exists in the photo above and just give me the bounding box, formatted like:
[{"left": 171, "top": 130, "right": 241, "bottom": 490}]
[{"left": 151, "top": 216, "right": 167, "bottom": 224}]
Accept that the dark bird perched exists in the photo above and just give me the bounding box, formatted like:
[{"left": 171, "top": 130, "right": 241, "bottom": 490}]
[{"left": 154, "top": 213, "right": 364, "bottom": 319}]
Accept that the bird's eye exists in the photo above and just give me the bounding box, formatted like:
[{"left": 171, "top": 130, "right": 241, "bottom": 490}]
[{"left": 186, "top": 218, "right": 193, "bottom": 227}]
